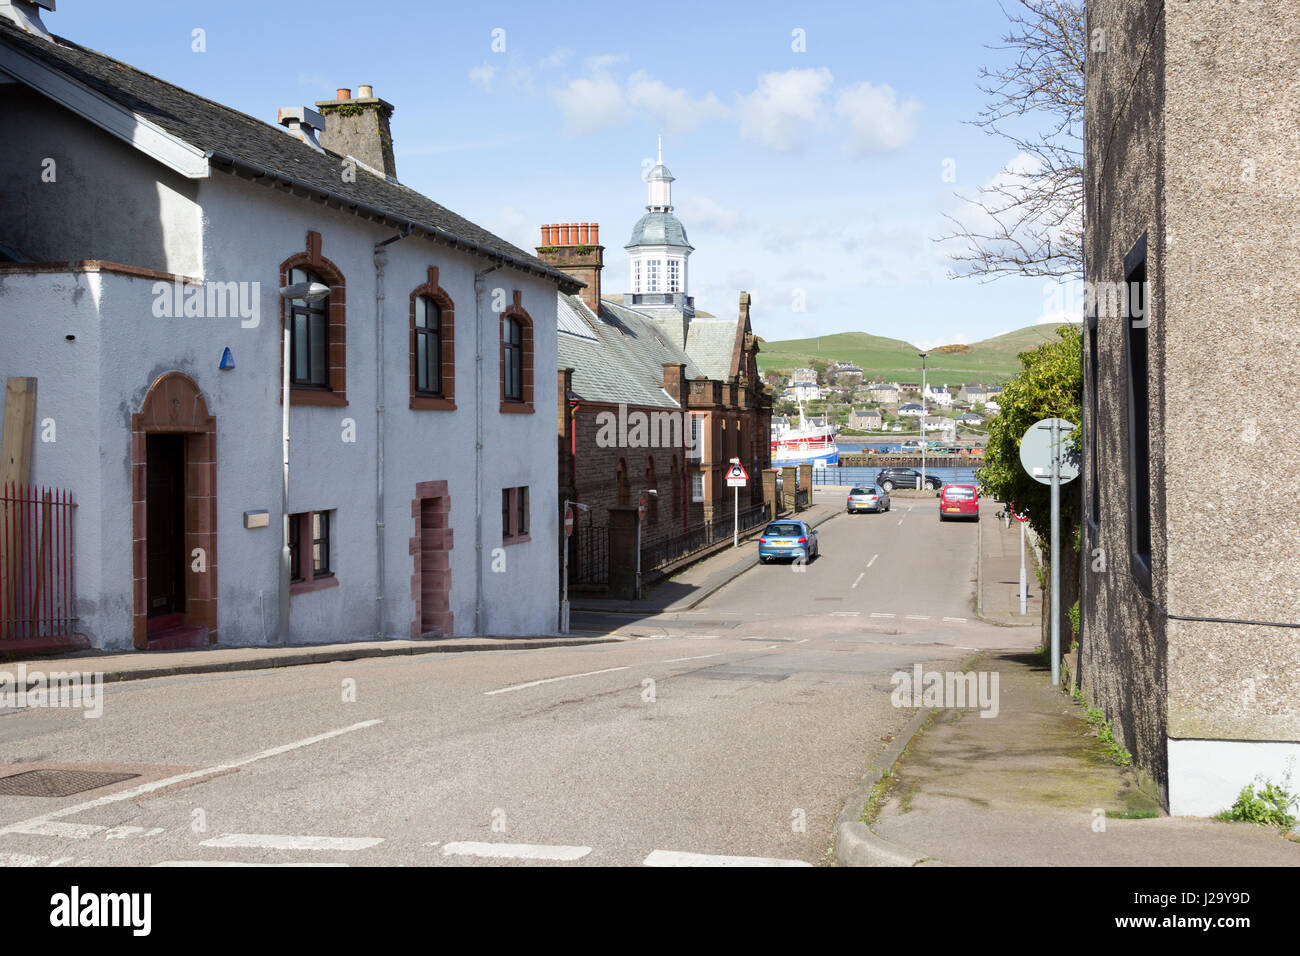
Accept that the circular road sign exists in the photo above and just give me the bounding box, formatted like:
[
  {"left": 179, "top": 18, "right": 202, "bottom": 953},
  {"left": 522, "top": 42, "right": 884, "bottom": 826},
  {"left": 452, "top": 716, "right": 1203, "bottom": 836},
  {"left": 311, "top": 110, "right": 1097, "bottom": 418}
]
[
  {"left": 638, "top": 494, "right": 647, "bottom": 520},
  {"left": 1019, "top": 418, "right": 1080, "bottom": 485},
  {"left": 564, "top": 506, "right": 575, "bottom": 537}
]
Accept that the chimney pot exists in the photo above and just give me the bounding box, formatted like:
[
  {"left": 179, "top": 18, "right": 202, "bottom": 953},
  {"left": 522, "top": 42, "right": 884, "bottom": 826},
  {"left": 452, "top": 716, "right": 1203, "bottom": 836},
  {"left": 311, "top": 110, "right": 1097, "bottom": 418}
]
[
  {"left": 579, "top": 223, "right": 590, "bottom": 244},
  {"left": 358, "top": 84, "right": 374, "bottom": 98},
  {"left": 541, "top": 225, "right": 552, "bottom": 245},
  {"left": 591, "top": 224, "right": 600, "bottom": 244},
  {"left": 551, "top": 224, "right": 561, "bottom": 247},
  {"left": 560, "top": 224, "right": 571, "bottom": 245},
  {"left": 336, "top": 88, "right": 351, "bottom": 100}
]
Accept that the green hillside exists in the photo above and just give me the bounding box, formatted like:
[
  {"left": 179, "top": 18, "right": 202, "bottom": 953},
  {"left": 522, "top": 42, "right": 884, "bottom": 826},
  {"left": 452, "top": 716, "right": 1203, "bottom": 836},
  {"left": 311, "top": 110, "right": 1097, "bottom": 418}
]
[{"left": 756, "top": 323, "right": 1073, "bottom": 386}]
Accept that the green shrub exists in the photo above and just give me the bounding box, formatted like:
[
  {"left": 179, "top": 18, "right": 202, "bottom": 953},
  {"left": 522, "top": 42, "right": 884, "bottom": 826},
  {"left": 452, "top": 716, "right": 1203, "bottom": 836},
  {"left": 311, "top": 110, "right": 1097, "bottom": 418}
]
[{"left": 1215, "top": 781, "right": 1298, "bottom": 828}]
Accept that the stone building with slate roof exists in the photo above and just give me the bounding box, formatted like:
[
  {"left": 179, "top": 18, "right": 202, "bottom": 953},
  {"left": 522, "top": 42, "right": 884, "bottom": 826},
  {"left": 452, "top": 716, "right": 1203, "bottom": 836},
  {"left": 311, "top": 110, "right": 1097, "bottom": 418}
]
[
  {"left": 539, "top": 167, "right": 771, "bottom": 594},
  {"left": 0, "top": 4, "right": 576, "bottom": 649}
]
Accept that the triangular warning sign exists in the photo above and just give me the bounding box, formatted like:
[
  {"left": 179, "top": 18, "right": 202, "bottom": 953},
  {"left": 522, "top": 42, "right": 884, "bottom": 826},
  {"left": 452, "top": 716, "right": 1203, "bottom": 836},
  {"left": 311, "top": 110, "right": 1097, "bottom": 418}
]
[{"left": 725, "top": 462, "right": 749, "bottom": 480}]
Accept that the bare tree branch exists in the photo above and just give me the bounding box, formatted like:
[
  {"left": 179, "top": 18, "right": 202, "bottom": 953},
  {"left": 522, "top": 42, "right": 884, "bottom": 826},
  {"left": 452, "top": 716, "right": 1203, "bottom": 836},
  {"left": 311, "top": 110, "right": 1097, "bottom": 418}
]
[{"left": 935, "top": 0, "right": 1085, "bottom": 281}]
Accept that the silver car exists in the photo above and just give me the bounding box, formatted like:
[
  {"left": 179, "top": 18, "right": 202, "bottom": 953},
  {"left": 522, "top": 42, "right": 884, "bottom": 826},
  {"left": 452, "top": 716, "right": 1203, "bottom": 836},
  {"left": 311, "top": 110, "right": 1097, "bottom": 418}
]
[{"left": 846, "top": 485, "right": 890, "bottom": 514}]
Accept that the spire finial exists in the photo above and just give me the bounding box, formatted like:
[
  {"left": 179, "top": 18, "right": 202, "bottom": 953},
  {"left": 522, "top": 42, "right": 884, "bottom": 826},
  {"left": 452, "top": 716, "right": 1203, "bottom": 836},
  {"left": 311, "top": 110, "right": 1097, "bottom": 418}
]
[{"left": 657, "top": 135, "right": 662, "bottom": 164}]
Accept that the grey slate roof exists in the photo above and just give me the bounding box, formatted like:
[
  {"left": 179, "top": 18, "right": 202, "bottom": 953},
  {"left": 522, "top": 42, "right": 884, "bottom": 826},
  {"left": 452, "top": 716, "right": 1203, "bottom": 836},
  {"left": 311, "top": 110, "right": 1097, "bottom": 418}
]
[
  {"left": 558, "top": 295, "right": 701, "bottom": 409},
  {"left": 678, "top": 317, "right": 738, "bottom": 380},
  {"left": 626, "top": 211, "right": 692, "bottom": 249},
  {"left": 0, "top": 20, "right": 578, "bottom": 291}
]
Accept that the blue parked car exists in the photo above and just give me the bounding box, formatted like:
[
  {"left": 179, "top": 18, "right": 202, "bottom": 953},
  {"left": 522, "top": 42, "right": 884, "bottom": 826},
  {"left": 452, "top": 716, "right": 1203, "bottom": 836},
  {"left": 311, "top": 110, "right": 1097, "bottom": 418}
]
[{"left": 758, "top": 519, "right": 819, "bottom": 564}]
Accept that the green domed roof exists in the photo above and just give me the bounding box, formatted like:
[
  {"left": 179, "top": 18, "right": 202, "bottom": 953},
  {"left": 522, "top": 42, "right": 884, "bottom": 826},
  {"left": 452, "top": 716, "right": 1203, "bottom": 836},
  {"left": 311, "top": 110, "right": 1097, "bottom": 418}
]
[{"left": 626, "top": 210, "right": 692, "bottom": 249}]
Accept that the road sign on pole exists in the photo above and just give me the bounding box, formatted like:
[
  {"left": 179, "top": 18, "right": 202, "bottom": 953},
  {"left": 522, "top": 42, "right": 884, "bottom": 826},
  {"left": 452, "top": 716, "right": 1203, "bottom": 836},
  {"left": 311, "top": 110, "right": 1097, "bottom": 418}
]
[
  {"left": 1019, "top": 418, "right": 1078, "bottom": 686},
  {"left": 564, "top": 506, "right": 575, "bottom": 537},
  {"left": 727, "top": 458, "right": 748, "bottom": 547}
]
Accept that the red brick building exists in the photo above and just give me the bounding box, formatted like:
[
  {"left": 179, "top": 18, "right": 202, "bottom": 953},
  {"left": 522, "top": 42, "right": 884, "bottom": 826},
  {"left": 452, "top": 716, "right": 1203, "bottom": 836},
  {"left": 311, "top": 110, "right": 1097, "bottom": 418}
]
[{"left": 539, "top": 210, "right": 771, "bottom": 595}]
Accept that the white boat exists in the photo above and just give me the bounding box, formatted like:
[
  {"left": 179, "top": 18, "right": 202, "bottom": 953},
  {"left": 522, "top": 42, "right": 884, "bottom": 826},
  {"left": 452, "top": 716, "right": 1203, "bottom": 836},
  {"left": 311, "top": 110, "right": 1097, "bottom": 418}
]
[{"left": 771, "top": 401, "right": 839, "bottom": 466}]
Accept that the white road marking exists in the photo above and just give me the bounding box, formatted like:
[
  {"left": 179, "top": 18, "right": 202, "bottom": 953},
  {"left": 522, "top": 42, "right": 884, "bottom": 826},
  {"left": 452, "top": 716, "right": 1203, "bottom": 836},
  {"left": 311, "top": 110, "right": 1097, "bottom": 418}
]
[
  {"left": 105, "top": 826, "right": 165, "bottom": 840},
  {"left": 830, "top": 611, "right": 860, "bottom": 617},
  {"left": 443, "top": 841, "right": 591, "bottom": 861},
  {"left": 866, "top": 553, "right": 878, "bottom": 568},
  {"left": 663, "top": 653, "right": 721, "bottom": 663},
  {"left": 870, "top": 612, "right": 896, "bottom": 619},
  {"left": 0, "top": 720, "right": 384, "bottom": 839},
  {"left": 693, "top": 635, "right": 720, "bottom": 640},
  {"left": 897, "top": 518, "right": 904, "bottom": 526},
  {"left": 200, "top": 834, "right": 384, "bottom": 852},
  {"left": 484, "top": 666, "right": 630, "bottom": 696},
  {"left": 851, "top": 572, "right": 864, "bottom": 589},
  {"left": 643, "top": 849, "right": 811, "bottom": 867},
  {"left": 906, "top": 615, "right": 931, "bottom": 621},
  {"left": 942, "top": 616, "right": 968, "bottom": 624},
  {"left": 793, "top": 638, "right": 810, "bottom": 644},
  {"left": 154, "top": 860, "right": 348, "bottom": 867},
  {"left": 11, "top": 821, "right": 104, "bottom": 839}
]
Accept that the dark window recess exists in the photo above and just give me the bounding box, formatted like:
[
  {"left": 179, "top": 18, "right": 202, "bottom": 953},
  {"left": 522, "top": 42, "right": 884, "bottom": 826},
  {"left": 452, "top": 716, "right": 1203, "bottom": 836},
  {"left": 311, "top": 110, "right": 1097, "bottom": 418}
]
[
  {"left": 502, "top": 486, "right": 529, "bottom": 541},
  {"left": 415, "top": 295, "right": 441, "bottom": 395},
  {"left": 1123, "top": 238, "right": 1151, "bottom": 580},
  {"left": 503, "top": 317, "right": 523, "bottom": 401},
  {"left": 290, "top": 510, "right": 334, "bottom": 585},
  {"left": 1088, "top": 309, "right": 1100, "bottom": 533},
  {"left": 289, "top": 267, "right": 329, "bottom": 388}
]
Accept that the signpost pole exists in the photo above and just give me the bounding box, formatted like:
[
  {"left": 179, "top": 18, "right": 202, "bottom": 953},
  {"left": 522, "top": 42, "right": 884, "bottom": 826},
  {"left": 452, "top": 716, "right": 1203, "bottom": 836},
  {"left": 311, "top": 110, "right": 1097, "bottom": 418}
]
[{"left": 1049, "top": 419, "right": 1061, "bottom": 686}]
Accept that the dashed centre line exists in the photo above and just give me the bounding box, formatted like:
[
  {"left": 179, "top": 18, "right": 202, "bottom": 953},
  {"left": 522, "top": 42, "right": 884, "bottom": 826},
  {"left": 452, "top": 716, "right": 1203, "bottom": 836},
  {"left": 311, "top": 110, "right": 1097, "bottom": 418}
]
[
  {"left": 201, "top": 834, "right": 384, "bottom": 852},
  {"left": 866, "top": 554, "right": 878, "bottom": 568},
  {"left": 443, "top": 842, "right": 592, "bottom": 861},
  {"left": 851, "top": 572, "right": 864, "bottom": 589},
  {"left": 643, "top": 849, "right": 811, "bottom": 867},
  {"left": 484, "top": 666, "right": 630, "bottom": 696},
  {"left": 870, "top": 612, "right": 895, "bottom": 619},
  {"left": 662, "top": 653, "right": 721, "bottom": 663}
]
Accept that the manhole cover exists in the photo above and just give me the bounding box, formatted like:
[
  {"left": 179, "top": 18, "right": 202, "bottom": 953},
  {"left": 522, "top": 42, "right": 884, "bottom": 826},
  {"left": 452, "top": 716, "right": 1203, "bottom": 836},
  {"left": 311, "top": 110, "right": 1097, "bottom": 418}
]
[{"left": 0, "top": 769, "right": 140, "bottom": 797}]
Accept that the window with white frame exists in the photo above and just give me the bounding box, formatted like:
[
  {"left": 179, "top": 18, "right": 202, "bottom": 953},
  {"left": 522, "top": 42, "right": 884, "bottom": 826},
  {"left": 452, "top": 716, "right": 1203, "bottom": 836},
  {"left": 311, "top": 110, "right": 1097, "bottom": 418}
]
[
  {"left": 691, "top": 471, "right": 704, "bottom": 502},
  {"left": 667, "top": 258, "right": 680, "bottom": 293},
  {"left": 647, "top": 259, "right": 661, "bottom": 293},
  {"left": 633, "top": 259, "right": 641, "bottom": 294}
]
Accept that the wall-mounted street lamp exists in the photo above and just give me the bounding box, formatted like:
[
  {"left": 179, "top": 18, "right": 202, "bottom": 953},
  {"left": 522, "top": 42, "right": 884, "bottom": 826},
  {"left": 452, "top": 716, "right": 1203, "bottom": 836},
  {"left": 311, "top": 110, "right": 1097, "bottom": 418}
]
[{"left": 275, "top": 280, "right": 330, "bottom": 645}]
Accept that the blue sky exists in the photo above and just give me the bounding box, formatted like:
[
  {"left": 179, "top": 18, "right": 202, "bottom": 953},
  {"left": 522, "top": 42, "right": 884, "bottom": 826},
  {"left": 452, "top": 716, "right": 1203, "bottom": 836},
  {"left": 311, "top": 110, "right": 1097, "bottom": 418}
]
[{"left": 47, "top": 0, "right": 1075, "bottom": 348}]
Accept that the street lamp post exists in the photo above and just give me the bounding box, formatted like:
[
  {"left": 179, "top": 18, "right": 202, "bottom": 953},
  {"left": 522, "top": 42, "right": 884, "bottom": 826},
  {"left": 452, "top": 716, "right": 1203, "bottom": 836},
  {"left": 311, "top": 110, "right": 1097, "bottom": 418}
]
[
  {"left": 918, "top": 352, "right": 928, "bottom": 491},
  {"left": 275, "top": 280, "right": 330, "bottom": 646}
]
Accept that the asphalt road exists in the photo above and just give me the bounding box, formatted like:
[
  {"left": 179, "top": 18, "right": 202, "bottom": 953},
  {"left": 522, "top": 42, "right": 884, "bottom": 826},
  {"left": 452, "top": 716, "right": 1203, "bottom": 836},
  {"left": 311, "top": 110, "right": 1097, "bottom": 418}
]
[{"left": 0, "top": 496, "right": 1015, "bottom": 867}]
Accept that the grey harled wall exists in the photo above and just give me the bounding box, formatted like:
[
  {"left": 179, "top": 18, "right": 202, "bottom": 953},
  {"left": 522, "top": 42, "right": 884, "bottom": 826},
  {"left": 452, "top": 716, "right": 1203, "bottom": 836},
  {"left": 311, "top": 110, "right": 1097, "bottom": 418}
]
[{"left": 1082, "top": 0, "right": 1169, "bottom": 802}]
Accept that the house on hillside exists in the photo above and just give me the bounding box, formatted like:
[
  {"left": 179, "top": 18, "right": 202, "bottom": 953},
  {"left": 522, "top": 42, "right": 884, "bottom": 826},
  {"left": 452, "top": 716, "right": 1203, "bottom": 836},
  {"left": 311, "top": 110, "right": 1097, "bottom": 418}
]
[
  {"left": 0, "top": 6, "right": 572, "bottom": 649},
  {"left": 1082, "top": 0, "right": 1300, "bottom": 815},
  {"left": 848, "top": 409, "right": 882, "bottom": 431},
  {"left": 866, "top": 383, "right": 900, "bottom": 404},
  {"left": 926, "top": 384, "right": 953, "bottom": 408}
]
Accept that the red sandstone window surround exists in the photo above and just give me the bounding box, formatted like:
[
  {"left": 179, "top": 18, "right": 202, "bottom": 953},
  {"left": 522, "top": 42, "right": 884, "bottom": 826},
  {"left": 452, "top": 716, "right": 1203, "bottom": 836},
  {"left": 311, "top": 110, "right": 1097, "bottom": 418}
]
[
  {"left": 289, "top": 510, "right": 338, "bottom": 594},
  {"left": 499, "top": 291, "right": 534, "bottom": 413},
  {"left": 279, "top": 231, "right": 347, "bottom": 407},
  {"left": 410, "top": 265, "right": 456, "bottom": 410},
  {"left": 502, "top": 486, "right": 530, "bottom": 544}
]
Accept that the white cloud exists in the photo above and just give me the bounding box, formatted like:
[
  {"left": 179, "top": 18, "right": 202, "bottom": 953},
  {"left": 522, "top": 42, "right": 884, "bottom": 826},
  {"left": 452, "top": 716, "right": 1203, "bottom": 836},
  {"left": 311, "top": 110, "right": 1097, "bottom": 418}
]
[
  {"left": 627, "top": 71, "right": 729, "bottom": 133},
  {"left": 551, "top": 70, "right": 628, "bottom": 135},
  {"left": 679, "top": 195, "right": 744, "bottom": 233},
  {"left": 483, "top": 206, "right": 536, "bottom": 253},
  {"left": 468, "top": 62, "right": 497, "bottom": 90},
  {"left": 834, "top": 81, "right": 921, "bottom": 155},
  {"left": 585, "top": 53, "right": 629, "bottom": 71},
  {"left": 735, "top": 68, "right": 834, "bottom": 152},
  {"left": 540, "top": 48, "right": 572, "bottom": 69}
]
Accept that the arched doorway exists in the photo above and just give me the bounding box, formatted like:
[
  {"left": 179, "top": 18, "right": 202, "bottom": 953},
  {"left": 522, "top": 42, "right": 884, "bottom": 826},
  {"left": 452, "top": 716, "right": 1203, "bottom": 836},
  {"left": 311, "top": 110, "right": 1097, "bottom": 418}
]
[{"left": 130, "top": 372, "right": 218, "bottom": 649}]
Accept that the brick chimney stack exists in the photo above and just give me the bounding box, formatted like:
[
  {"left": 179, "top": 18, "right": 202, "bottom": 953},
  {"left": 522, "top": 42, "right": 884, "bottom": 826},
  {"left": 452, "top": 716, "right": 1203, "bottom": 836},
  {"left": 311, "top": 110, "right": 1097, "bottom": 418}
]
[
  {"left": 315, "top": 85, "right": 398, "bottom": 179},
  {"left": 536, "top": 222, "right": 604, "bottom": 314}
]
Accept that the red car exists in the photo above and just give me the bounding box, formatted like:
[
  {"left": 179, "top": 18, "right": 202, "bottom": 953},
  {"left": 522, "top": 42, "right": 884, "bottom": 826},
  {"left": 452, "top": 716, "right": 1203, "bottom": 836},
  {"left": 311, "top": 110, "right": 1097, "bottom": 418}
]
[{"left": 939, "top": 484, "right": 979, "bottom": 521}]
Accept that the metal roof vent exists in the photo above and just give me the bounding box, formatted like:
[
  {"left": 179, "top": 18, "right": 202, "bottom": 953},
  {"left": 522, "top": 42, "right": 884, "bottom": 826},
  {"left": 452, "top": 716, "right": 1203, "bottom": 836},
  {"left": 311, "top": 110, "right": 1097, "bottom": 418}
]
[
  {"left": 0, "top": 1, "right": 56, "bottom": 40},
  {"left": 276, "top": 106, "right": 325, "bottom": 153}
]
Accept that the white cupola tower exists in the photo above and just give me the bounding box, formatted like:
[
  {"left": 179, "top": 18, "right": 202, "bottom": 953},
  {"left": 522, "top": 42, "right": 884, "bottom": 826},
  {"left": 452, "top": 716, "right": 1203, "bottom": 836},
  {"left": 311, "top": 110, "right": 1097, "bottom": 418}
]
[{"left": 624, "top": 138, "right": 695, "bottom": 325}]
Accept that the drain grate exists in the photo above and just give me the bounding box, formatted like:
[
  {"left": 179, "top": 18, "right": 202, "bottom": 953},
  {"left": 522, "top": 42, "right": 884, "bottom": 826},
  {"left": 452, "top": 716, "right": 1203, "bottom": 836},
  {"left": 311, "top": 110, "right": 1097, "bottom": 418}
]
[{"left": 0, "top": 769, "right": 140, "bottom": 798}]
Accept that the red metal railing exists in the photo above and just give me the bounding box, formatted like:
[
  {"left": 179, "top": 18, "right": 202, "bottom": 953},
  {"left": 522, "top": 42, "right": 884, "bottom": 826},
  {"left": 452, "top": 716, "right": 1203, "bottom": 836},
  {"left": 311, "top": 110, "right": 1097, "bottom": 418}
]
[{"left": 0, "top": 483, "right": 76, "bottom": 641}]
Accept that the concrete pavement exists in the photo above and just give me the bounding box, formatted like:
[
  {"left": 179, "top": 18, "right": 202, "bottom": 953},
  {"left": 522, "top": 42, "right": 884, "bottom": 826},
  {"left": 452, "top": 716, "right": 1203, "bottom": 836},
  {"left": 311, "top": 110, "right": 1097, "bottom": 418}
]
[{"left": 853, "top": 502, "right": 1300, "bottom": 866}]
